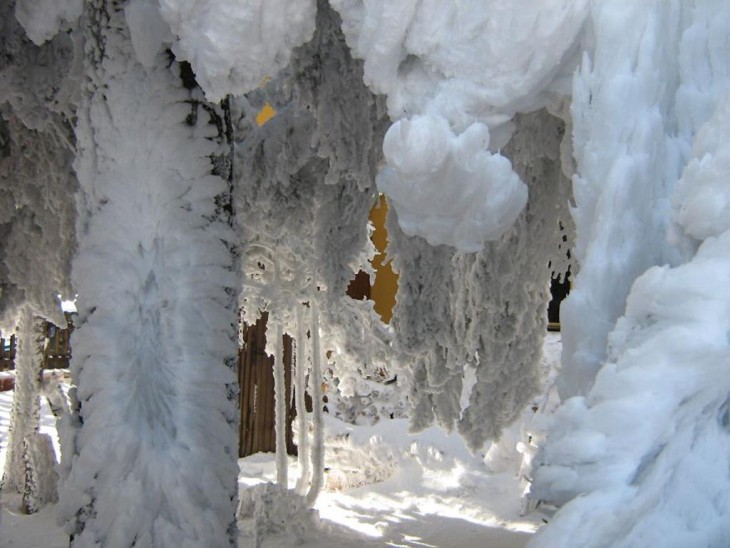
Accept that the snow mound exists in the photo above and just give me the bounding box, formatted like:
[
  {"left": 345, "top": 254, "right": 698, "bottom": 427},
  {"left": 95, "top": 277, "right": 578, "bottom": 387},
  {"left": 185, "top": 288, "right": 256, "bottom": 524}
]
[
  {"left": 530, "top": 230, "right": 730, "bottom": 547},
  {"left": 238, "top": 483, "right": 320, "bottom": 547},
  {"left": 324, "top": 435, "right": 396, "bottom": 491}
]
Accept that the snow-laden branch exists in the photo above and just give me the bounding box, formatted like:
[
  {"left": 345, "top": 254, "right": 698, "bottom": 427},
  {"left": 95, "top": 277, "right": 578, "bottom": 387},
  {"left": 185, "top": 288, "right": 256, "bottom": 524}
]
[
  {"left": 157, "top": 0, "right": 316, "bottom": 102},
  {"left": 331, "top": 0, "right": 588, "bottom": 251}
]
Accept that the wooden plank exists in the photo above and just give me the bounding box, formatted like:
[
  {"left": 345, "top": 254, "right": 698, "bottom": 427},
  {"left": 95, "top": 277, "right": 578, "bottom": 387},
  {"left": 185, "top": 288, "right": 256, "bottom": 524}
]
[
  {"left": 259, "top": 318, "right": 271, "bottom": 454},
  {"left": 251, "top": 316, "right": 268, "bottom": 454},
  {"left": 283, "top": 334, "right": 297, "bottom": 456},
  {"left": 237, "top": 312, "right": 299, "bottom": 457}
]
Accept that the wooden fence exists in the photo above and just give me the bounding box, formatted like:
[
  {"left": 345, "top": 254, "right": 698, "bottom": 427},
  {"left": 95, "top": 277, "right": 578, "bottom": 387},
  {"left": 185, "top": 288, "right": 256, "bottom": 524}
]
[
  {"left": 0, "top": 335, "right": 16, "bottom": 371},
  {"left": 238, "top": 312, "right": 299, "bottom": 458},
  {"left": 0, "top": 317, "right": 74, "bottom": 373},
  {"left": 0, "top": 318, "right": 74, "bottom": 392},
  {"left": 43, "top": 319, "right": 74, "bottom": 369}
]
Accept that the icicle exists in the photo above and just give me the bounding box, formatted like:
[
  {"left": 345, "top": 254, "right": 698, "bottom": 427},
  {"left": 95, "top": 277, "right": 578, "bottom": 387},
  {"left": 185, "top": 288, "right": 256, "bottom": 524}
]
[
  {"left": 1, "top": 307, "right": 46, "bottom": 493},
  {"left": 273, "top": 258, "right": 288, "bottom": 488},
  {"left": 294, "top": 303, "right": 311, "bottom": 496},
  {"left": 306, "top": 298, "right": 324, "bottom": 507}
]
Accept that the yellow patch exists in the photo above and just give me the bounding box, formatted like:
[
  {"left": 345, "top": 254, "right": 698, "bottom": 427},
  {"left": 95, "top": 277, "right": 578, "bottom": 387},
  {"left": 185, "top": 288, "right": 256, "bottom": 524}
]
[
  {"left": 256, "top": 102, "right": 277, "bottom": 127},
  {"left": 369, "top": 195, "right": 399, "bottom": 324}
]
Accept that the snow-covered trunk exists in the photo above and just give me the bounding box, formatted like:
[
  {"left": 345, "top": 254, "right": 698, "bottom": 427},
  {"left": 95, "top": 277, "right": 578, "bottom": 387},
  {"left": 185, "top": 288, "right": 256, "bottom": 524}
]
[
  {"left": 305, "top": 298, "right": 324, "bottom": 508},
  {"left": 58, "top": 1, "right": 240, "bottom": 545},
  {"left": 1, "top": 307, "right": 46, "bottom": 493},
  {"left": 273, "top": 312, "right": 288, "bottom": 487},
  {"left": 294, "top": 303, "right": 311, "bottom": 496}
]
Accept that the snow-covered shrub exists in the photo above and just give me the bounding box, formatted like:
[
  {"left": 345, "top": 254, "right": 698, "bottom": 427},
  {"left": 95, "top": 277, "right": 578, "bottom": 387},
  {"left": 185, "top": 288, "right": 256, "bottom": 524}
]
[
  {"left": 325, "top": 369, "right": 407, "bottom": 426},
  {"left": 324, "top": 435, "right": 396, "bottom": 491},
  {"left": 234, "top": 1, "right": 393, "bottom": 501},
  {"left": 0, "top": 113, "right": 77, "bottom": 332}
]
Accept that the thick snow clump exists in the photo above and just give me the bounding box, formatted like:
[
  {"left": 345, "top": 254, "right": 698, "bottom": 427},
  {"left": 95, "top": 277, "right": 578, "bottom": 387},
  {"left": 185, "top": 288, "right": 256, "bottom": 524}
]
[
  {"left": 532, "top": 2, "right": 730, "bottom": 546},
  {"left": 377, "top": 115, "right": 527, "bottom": 252},
  {"left": 672, "top": 93, "right": 730, "bottom": 243},
  {"left": 530, "top": 230, "right": 730, "bottom": 547}
]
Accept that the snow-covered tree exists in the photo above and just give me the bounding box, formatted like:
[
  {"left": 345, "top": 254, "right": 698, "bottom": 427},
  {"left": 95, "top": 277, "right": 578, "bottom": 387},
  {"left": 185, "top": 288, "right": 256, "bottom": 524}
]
[
  {"left": 56, "top": 1, "right": 240, "bottom": 544},
  {"left": 0, "top": 0, "right": 79, "bottom": 502},
  {"left": 388, "top": 108, "right": 573, "bottom": 451},
  {"left": 234, "top": 0, "right": 391, "bottom": 502},
  {"left": 530, "top": 1, "right": 730, "bottom": 545}
]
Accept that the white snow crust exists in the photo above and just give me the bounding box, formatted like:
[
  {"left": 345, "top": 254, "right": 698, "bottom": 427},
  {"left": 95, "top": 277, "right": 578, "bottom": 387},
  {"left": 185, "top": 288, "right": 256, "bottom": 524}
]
[
  {"left": 158, "top": 0, "right": 316, "bottom": 102},
  {"left": 13, "top": 0, "right": 82, "bottom": 46}
]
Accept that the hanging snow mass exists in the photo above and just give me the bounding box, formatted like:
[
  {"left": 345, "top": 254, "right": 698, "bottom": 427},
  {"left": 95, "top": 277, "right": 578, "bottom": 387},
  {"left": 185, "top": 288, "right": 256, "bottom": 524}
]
[{"left": 377, "top": 114, "right": 527, "bottom": 252}]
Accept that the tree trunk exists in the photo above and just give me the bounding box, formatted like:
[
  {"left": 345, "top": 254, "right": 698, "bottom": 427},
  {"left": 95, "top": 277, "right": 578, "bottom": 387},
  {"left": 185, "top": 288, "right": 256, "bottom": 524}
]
[{"left": 1, "top": 308, "right": 46, "bottom": 494}]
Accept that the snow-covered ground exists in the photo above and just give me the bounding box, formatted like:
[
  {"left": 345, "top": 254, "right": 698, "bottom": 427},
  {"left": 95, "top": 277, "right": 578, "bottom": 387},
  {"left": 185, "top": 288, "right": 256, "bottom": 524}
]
[{"left": 0, "top": 334, "right": 561, "bottom": 547}]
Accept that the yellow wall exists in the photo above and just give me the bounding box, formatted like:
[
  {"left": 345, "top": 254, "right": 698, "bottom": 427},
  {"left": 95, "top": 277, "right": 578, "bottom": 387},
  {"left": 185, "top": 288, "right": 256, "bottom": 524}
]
[
  {"left": 369, "top": 195, "right": 399, "bottom": 324},
  {"left": 256, "top": 102, "right": 277, "bottom": 127}
]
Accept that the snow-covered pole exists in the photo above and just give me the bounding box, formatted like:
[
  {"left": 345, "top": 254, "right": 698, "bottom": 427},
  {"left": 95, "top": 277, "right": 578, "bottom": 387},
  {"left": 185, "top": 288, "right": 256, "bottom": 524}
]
[
  {"left": 294, "top": 302, "right": 311, "bottom": 495},
  {"left": 273, "top": 256, "right": 288, "bottom": 487},
  {"left": 306, "top": 297, "right": 324, "bottom": 507},
  {"left": 1, "top": 307, "right": 46, "bottom": 492}
]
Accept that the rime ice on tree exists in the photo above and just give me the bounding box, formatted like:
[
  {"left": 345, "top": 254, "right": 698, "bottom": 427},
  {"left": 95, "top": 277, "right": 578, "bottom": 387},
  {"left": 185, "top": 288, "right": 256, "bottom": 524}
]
[{"left": 57, "top": 2, "right": 240, "bottom": 545}]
